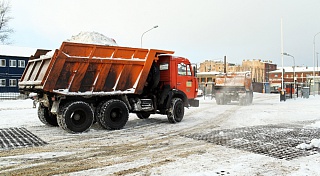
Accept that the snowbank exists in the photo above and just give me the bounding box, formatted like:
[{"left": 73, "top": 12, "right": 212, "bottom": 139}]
[{"left": 65, "top": 31, "right": 117, "bottom": 46}]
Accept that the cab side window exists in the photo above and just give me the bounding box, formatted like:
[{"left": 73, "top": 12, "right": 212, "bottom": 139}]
[
  {"left": 178, "top": 63, "right": 192, "bottom": 76},
  {"left": 178, "top": 63, "right": 186, "bottom": 76}
]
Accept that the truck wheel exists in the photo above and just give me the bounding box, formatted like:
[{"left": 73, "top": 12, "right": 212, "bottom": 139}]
[
  {"left": 57, "top": 101, "right": 94, "bottom": 133},
  {"left": 239, "top": 97, "right": 248, "bottom": 106},
  {"left": 167, "top": 98, "right": 184, "bottom": 123},
  {"left": 220, "top": 97, "right": 226, "bottom": 105},
  {"left": 95, "top": 100, "right": 107, "bottom": 125},
  {"left": 99, "top": 99, "right": 129, "bottom": 130},
  {"left": 136, "top": 112, "right": 151, "bottom": 119},
  {"left": 249, "top": 92, "right": 253, "bottom": 104},
  {"left": 38, "top": 105, "right": 58, "bottom": 126},
  {"left": 245, "top": 94, "right": 250, "bottom": 105},
  {"left": 216, "top": 98, "right": 221, "bottom": 105}
]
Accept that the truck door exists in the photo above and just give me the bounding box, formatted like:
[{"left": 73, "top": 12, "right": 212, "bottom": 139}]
[{"left": 176, "top": 62, "right": 197, "bottom": 99}]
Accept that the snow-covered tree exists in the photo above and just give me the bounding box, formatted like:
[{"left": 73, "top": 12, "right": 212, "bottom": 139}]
[{"left": 0, "top": 0, "right": 13, "bottom": 44}]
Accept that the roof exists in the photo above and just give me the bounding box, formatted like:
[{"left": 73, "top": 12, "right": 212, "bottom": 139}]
[
  {"left": 197, "top": 71, "right": 221, "bottom": 76},
  {"left": 0, "top": 45, "right": 37, "bottom": 57},
  {"left": 269, "top": 66, "right": 320, "bottom": 73}
]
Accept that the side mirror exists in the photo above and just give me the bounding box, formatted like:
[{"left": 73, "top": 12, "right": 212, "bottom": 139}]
[{"left": 193, "top": 65, "right": 197, "bottom": 77}]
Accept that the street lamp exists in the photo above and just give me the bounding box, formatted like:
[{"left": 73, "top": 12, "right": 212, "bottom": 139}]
[
  {"left": 280, "top": 18, "right": 285, "bottom": 101},
  {"left": 313, "top": 32, "right": 320, "bottom": 96},
  {"left": 140, "top": 25, "right": 158, "bottom": 48},
  {"left": 282, "top": 52, "right": 296, "bottom": 99},
  {"left": 317, "top": 52, "right": 319, "bottom": 73}
]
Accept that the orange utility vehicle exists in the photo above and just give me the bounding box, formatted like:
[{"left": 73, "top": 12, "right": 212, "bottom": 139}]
[
  {"left": 213, "top": 72, "right": 253, "bottom": 105},
  {"left": 19, "top": 42, "right": 199, "bottom": 133}
]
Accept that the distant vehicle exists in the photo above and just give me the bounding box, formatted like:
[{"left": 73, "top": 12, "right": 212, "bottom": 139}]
[
  {"left": 213, "top": 72, "right": 253, "bottom": 105},
  {"left": 19, "top": 42, "right": 199, "bottom": 133},
  {"left": 270, "top": 86, "right": 280, "bottom": 94}
]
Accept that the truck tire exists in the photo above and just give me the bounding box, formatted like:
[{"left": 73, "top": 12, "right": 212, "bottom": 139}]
[
  {"left": 248, "top": 91, "right": 253, "bottom": 104},
  {"left": 57, "top": 101, "right": 94, "bottom": 133},
  {"left": 95, "top": 100, "right": 107, "bottom": 126},
  {"left": 239, "top": 98, "right": 245, "bottom": 106},
  {"left": 216, "top": 97, "right": 221, "bottom": 105},
  {"left": 136, "top": 112, "right": 151, "bottom": 119},
  {"left": 239, "top": 96, "right": 249, "bottom": 106},
  {"left": 167, "top": 98, "right": 184, "bottom": 123},
  {"left": 38, "top": 105, "right": 58, "bottom": 127},
  {"left": 98, "top": 99, "right": 129, "bottom": 130},
  {"left": 220, "top": 97, "right": 226, "bottom": 105}
]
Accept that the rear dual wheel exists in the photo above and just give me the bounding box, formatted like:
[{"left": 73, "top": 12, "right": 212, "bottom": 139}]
[
  {"left": 38, "top": 105, "right": 58, "bottom": 127},
  {"left": 98, "top": 99, "right": 129, "bottom": 130},
  {"left": 57, "top": 101, "right": 94, "bottom": 133},
  {"left": 136, "top": 112, "right": 151, "bottom": 119}
]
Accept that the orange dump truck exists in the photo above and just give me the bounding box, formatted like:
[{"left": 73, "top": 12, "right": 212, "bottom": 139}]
[
  {"left": 19, "top": 42, "right": 199, "bottom": 133},
  {"left": 213, "top": 72, "right": 253, "bottom": 105}
]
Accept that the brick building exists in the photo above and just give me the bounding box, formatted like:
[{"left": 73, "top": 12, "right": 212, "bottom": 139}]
[
  {"left": 199, "top": 60, "right": 241, "bottom": 73},
  {"left": 242, "top": 59, "right": 277, "bottom": 83},
  {"left": 269, "top": 66, "right": 320, "bottom": 94}
]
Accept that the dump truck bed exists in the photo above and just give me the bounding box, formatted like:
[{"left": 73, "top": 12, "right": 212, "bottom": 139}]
[
  {"left": 19, "top": 42, "right": 174, "bottom": 95},
  {"left": 214, "top": 72, "right": 252, "bottom": 91}
]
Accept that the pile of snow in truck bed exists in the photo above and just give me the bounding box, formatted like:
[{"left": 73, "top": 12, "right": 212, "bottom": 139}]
[
  {"left": 65, "top": 31, "right": 117, "bottom": 46},
  {"left": 40, "top": 31, "right": 117, "bottom": 58}
]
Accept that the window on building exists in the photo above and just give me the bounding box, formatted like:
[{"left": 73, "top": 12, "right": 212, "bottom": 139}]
[
  {"left": 18, "top": 60, "right": 25, "bottom": 68},
  {"left": 201, "top": 78, "right": 206, "bottom": 82},
  {"left": 0, "top": 79, "right": 6, "bottom": 87},
  {"left": 0, "top": 59, "right": 5, "bottom": 67},
  {"left": 9, "top": 79, "right": 17, "bottom": 87},
  {"left": 207, "top": 77, "right": 212, "bottom": 82},
  {"left": 9, "top": 60, "right": 17, "bottom": 67}
]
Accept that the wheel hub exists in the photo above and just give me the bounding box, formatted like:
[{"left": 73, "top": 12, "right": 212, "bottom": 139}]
[{"left": 73, "top": 114, "right": 81, "bottom": 121}]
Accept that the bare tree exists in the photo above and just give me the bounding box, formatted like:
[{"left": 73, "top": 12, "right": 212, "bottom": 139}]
[{"left": 0, "top": 0, "right": 13, "bottom": 44}]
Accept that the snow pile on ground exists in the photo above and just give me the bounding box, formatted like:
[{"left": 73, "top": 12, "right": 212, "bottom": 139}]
[
  {"left": 296, "top": 139, "right": 320, "bottom": 150},
  {"left": 296, "top": 121, "right": 320, "bottom": 150},
  {"left": 65, "top": 31, "right": 117, "bottom": 46}
]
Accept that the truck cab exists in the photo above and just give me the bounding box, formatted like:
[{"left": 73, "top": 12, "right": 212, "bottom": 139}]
[{"left": 158, "top": 55, "right": 199, "bottom": 107}]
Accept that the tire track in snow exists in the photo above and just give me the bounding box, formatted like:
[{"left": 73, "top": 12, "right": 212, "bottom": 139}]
[{"left": 0, "top": 100, "right": 243, "bottom": 175}]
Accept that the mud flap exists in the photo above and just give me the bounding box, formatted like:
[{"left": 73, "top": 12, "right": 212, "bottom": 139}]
[
  {"left": 50, "top": 100, "right": 61, "bottom": 114},
  {"left": 188, "top": 99, "right": 199, "bottom": 107}
]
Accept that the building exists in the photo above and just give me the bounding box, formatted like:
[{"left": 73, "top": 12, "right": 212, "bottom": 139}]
[
  {"left": 269, "top": 66, "right": 320, "bottom": 94},
  {"left": 242, "top": 59, "right": 277, "bottom": 83},
  {"left": 199, "top": 59, "right": 241, "bottom": 73},
  {"left": 0, "top": 45, "right": 36, "bottom": 93}
]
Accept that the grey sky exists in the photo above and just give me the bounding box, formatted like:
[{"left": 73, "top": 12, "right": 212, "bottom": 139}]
[{"left": 8, "top": 0, "right": 320, "bottom": 67}]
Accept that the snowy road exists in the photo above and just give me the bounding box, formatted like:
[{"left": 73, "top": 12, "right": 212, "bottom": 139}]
[{"left": 0, "top": 93, "right": 320, "bottom": 175}]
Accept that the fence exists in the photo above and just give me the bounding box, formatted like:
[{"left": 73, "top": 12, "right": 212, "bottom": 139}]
[{"left": 0, "top": 87, "right": 28, "bottom": 100}]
